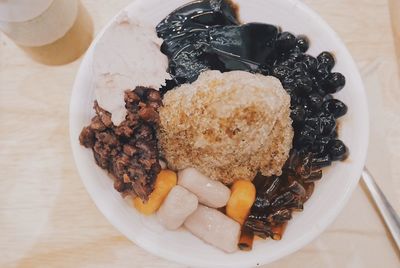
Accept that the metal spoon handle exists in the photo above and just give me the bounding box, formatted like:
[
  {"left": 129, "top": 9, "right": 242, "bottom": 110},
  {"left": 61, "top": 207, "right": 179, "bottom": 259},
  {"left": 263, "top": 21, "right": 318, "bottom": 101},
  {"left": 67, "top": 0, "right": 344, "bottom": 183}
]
[{"left": 362, "top": 168, "right": 400, "bottom": 251}]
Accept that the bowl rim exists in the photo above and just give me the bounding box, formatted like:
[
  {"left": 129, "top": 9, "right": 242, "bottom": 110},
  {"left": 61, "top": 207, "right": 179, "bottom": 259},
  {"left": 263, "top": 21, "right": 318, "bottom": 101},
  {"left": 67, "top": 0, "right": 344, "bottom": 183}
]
[{"left": 69, "top": 0, "right": 369, "bottom": 267}]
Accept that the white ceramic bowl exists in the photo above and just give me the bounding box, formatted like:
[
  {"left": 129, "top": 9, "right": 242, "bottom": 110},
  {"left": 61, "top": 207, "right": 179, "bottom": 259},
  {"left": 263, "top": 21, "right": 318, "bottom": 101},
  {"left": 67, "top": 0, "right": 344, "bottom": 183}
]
[{"left": 69, "top": 0, "right": 369, "bottom": 267}]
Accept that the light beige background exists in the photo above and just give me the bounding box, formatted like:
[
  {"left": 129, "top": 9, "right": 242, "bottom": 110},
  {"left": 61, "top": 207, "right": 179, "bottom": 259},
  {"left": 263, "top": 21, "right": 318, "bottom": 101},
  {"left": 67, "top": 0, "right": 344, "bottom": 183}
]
[{"left": 1, "top": 0, "right": 399, "bottom": 267}]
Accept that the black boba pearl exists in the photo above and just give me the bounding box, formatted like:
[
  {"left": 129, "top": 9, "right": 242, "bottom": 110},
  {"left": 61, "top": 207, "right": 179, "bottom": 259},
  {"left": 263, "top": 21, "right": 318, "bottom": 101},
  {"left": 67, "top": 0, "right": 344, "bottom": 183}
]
[
  {"left": 297, "top": 125, "right": 317, "bottom": 145},
  {"left": 319, "top": 115, "right": 336, "bottom": 135},
  {"left": 295, "top": 35, "right": 309, "bottom": 52},
  {"left": 315, "top": 65, "right": 330, "bottom": 81},
  {"left": 322, "top": 99, "right": 348, "bottom": 118},
  {"left": 308, "top": 93, "right": 323, "bottom": 110},
  {"left": 287, "top": 50, "right": 304, "bottom": 63},
  {"left": 291, "top": 106, "right": 306, "bottom": 124},
  {"left": 319, "top": 136, "right": 332, "bottom": 145},
  {"left": 309, "top": 138, "right": 329, "bottom": 156},
  {"left": 317, "top": 51, "right": 335, "bottom": 71},
  {"left": 302, "top": 55, "right": 318, "bottom": 71},
  {"left": 276, "top": 32, "right": 297, "bottom": 51},
  {"left": 282, "top": 76, "right": 295, "bottom": 90},
  {"left": 328, "top": 139, "right": 348, "bottom": 161},
  {"left": 294, "top": 76, "right": 313, "bottom": 95},
  {"left": 311, "top": 79, "right": 324, "bottom": 93},
  {"left": 310, "top": 142, "right": 326, "bottom": 155},
  {"left": 302, "top": 103, "right": 314, "bottom": 117},
  {"left": 280, "top": 59, "right": 296, "bottom": 68},
  {"left": 311, "top": 74, "right": 319, "bottom": 83},
  {"left": 305, "top": 116, "right": 320, "bottom": 130},
  {"left": 315, "top": 137, "right": 331, "bottom": 152},
  {"left": 316, "top": 88, "right": 328, "bottom": 97},
  {"left": 272, "top": 65, "right": 291, "bottom": 80},
  {"left": 322, "top": 72, "right": 346, "bottom": 93},
  {"left": 291, "top": 65, "right": 308, "bottom": 77}
]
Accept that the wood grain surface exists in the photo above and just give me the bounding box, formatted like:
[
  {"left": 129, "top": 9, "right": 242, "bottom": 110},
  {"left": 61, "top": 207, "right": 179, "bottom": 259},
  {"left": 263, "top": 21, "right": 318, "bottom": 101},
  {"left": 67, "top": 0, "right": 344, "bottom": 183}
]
[{"left": 1, "top": 0, "right": 400, "bottom": 267}]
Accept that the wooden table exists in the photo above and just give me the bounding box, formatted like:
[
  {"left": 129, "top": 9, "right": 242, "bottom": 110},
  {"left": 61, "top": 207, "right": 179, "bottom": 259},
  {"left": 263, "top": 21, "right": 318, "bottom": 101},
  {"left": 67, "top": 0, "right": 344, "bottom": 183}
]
[{"left": 1, "top": 0, "right": 399, "bottom": 267}]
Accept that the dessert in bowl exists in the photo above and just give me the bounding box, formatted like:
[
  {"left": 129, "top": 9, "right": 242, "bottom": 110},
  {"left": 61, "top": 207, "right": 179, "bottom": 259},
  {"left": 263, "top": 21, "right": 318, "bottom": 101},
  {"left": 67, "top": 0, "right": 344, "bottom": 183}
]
[{"left": 70, "top": 0, "right": 369, "bottom": 266}]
